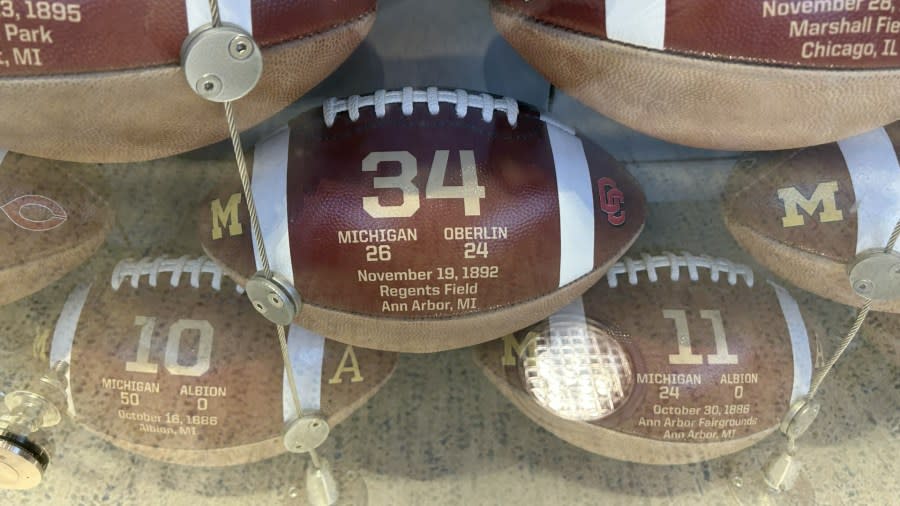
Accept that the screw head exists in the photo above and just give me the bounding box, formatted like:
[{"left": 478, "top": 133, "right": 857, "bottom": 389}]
[
  {"left": 229, "top": 35, "right": 254, "bottom": 60},
  {"left": 848, "top": 250, "right": 900, "bottom": 301},
  {"left": 853, "top": 279, "right": 874, "bottom": 296},
  {"left": 267, "top": 292, "right": 284, "bottom": 308},
  {"left": 195, "top": 74, "right": 222, "bottom": 98}
]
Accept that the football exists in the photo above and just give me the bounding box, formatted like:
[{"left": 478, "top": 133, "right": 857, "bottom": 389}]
[
  {"left": 198, "top": 87, "right": 647, "bottom": 353},
  {"left": 475, "top": 252, "right": 817, "bottom": 465},
  {"left": 490, "top": 0, "right": 900, "bottom": 151},
  {"left": 46, "top": 255, "right": 396, "bottom": 466},
  {"left": 0, "top": 151, "right": 112, "bottom": 306},
  {"left": 0, "top": 0, "right": 376, "bottom": 163},
  {"left": 723, "top": 123, "right": 900, "bottom": 313}
]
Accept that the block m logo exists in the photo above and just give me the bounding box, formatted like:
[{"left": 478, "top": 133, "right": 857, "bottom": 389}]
[
  {"left": 210, "top": 193, "right": 244, "bottom": 239},
  {"left": 777, "top": 181, "right": 844, "bottom": 228}
]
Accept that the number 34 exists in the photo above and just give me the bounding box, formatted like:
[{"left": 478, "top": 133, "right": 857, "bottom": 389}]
[{"left": 362, "top": 150, "right": 486, "bottom": 218}]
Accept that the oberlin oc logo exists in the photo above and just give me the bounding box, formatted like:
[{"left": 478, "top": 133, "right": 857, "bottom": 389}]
[
  {"left": 1, "top": 194, "right": 68, "bottom": 231},
  {"left": 597, "top": 177, "right": 626, "bottom": 226}
]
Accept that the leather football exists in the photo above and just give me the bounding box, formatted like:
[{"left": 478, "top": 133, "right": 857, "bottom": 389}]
[
  {"left": 0, "top": 0, "right": 376, "bottom": 163},
  {"left": 491, "top": 0, "right": 900, "bottom": 150},
  {"left": 723, "top": 122, "right": 900, "bottom": 313},
  {"left": 198, "top": 87, "right": 647, "bottom": 353},
  {"left": 475, "top": 252, "right": 817, "bottom": 464},
  {"left": 47, "top": 255, "right": 396, "bottom": 466},
  {"left": 0, "top": 150, "right": 112, "bottom": 305}
]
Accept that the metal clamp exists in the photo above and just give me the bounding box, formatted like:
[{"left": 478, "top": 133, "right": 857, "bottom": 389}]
[
  {"left": 180, "top": 23, "right": 262, "bottom": 102},
  {"left": 245, "top": 271, "right": 302, "bottom": 326},
  {"left": 779, "top": 398, "right": 820, "bottom": 440},
  {"left": 848, "top": 249, "right": 900, "bottom": 301},
  {"left": 283, "top": 415, "right": 331, "bottom": 454},
  {"left": 0, "top": 390, "right": 61, "bottom": 490}
]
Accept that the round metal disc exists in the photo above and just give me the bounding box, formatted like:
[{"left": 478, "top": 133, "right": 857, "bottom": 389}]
[
  {"left": 848, "top": 250, "right": 900, "bottom": 300},
  {"left": 283, "top": 416, "right": 330, "bottom": 454},
  {"left": 246, "top": 272, "right": 301, "bottom": 326},
  {"left": 0, "top": 439, "right": 45, "bottom": 490},
  {"left": 180, "top": 23, "right": 262, "bottom": 102},
  {"left": 786, "top": 402, "right": 820, "bottom": 440}
]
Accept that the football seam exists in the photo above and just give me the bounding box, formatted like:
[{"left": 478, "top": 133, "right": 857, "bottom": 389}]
[{"left": 721, "top": 208, "right": 852, "bottom": 264}]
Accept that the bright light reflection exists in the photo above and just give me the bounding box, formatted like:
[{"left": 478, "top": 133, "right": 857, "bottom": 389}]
[{"left": 518, "top": 321, "right": 634, "bottom": 422}]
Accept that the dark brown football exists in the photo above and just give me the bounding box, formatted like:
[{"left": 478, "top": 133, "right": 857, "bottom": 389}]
[
  {"left": 475, "top": 252, "right": 817, "bottom": 465},
  {"left": 197, "top": 87, "right": 647, "bottom": 353},
  {"left": 723, "top": 122, "right": 900, "bottom": 313},
  {"left": 0, "top": 151, "right": 112, "bottom": 305},
  {"left": 491, "top": 0, "right": 900, "bottom": 150},
  {"left": 0, "top": 0, "right": 376, "bottom": 162},
  {"left": 47, "top": 255, "right": 396, "bottom": 466}
]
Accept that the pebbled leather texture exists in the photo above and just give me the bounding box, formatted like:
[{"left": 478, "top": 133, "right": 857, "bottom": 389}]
[
  {"left": 0, "top": 0, "right": 376, "bottom": 75},
  {"left": 64, "top": 260, "right": 397, "bottom": 466},
  {"left": 198, "top": 90, "right": 647, "bottom": 352},
  {"left": 0, "top": 152, "right": 112, "bottom": 305},
  {"left": 475, "top": 252, "right": 815, "bottom": 464},
  {"left": 492, "top": 6, "right": 900, "bottom": 150},
  {"left": 723, "top": 148, "right": 858, "bottom": 264},
  {"left": 493, "top": 0, "right": 900, "bottom": 69},
  {"left": 723, "top": 123, "right": 900, "bottom": 313},
  {"left": 0, "top": 12, "right": 376, "bottom": 162}
]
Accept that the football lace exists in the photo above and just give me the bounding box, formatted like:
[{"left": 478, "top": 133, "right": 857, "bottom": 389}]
[
  {"left": 323, "top": 86, "right": 520, "bottom": 127},
  {"left": 110, "top": 255, "right": 242, "bottom": 292},
  {"left": 605, "top": 252, "right": 755, "bottom": 288}
]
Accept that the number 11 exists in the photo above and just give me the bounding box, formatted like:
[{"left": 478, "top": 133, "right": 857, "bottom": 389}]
[{"left": 663, "top": 309, "right": 739, "bottom": 366}]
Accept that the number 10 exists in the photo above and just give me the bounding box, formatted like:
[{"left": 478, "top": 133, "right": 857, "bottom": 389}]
[{"left": 125, "top": 316, "right": 214, "bottom": 377}]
